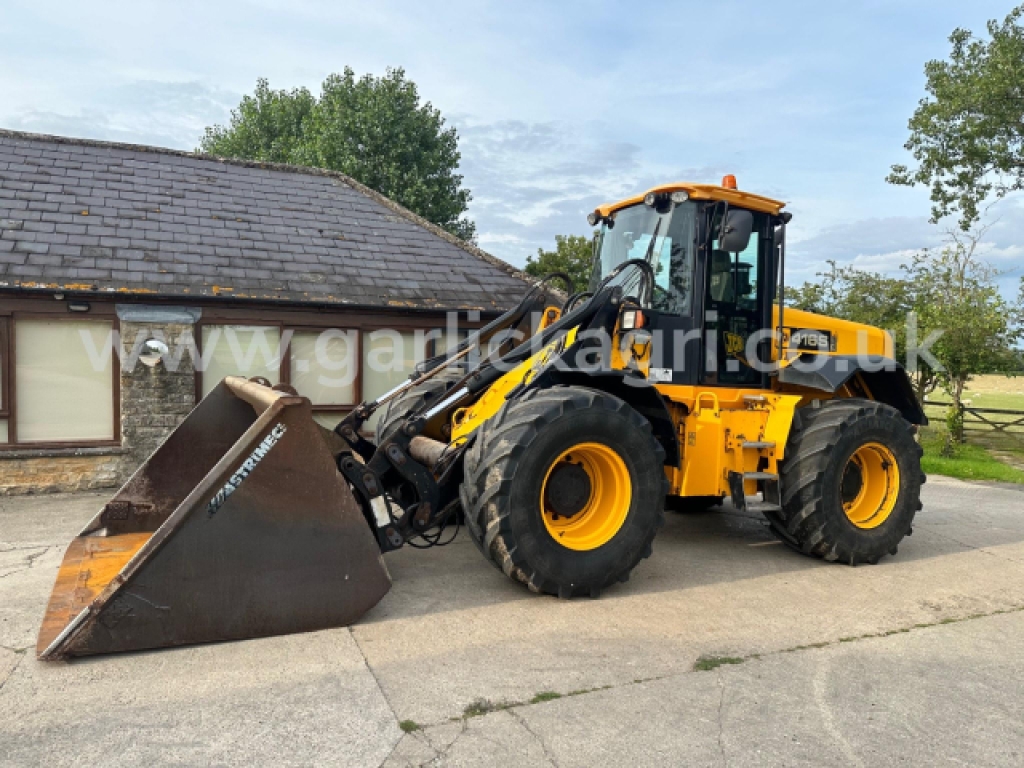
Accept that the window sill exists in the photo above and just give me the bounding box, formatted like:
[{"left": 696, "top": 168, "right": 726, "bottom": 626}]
[{"left": 0, "top": 444, "right": 125, "bottom": 460}]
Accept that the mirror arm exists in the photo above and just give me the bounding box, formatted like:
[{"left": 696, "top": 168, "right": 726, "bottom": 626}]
[{"left": 704, "top": 200, "right": 728, "bottom": 253}]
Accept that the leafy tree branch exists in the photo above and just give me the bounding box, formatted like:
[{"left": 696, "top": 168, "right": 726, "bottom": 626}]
[
  {"left": 200, "top": 69, "right": 476, "bottom": 242},
  {"left": 888, "top": 5, "right": 1024, "bottom": 230}
]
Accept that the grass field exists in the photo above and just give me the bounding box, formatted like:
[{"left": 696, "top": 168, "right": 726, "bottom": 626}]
[
  {"left": 924, "top": 374, "right": 1024, "bottom": 411},
  {"left": 920, "top": 374, "right": 1024, "bottom": 484},
  {"left": 960, "top": 373, "right": 1024, "bottom": 397},
  {"left": 920, "top": 434, "right": 1024, "bottom": 484}
]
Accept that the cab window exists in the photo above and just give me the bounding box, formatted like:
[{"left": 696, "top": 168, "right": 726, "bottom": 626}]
[{"left": 591, "top": 201, "right": 697, "bottom": 316}]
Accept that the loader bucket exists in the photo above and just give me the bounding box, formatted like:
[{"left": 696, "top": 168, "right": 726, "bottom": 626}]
[{"left": 37, "top": 376, "right": 390, "bottom": 660}]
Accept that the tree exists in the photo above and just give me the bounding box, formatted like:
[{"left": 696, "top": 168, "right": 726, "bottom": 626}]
[
  {"left": 200, "top": 69, "right": 476, "bottom": 241},
  {"left": 907, "top": 228, "right": 1022, "bottom": 445},
  {"left": 524, "top": 234, "right": 595, "bottom": 292},
  {"left": 888, "top": 5, "right": 1024, "bottom": 230},
  {"left": 787, "top": 261, "right": 928, "bottom": 396},
  {"left": 793, "top": 226, "right": 1023, "bottom": 453},
  {"left": 199, "top": 79, "right": 314, "bottom": 164}
]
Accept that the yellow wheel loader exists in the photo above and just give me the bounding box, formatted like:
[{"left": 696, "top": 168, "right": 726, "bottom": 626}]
[{"left": 38, "top": 177, "right": 926, "bottom": 659}]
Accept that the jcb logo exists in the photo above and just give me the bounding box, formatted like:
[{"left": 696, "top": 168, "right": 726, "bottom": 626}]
[{"left": 724, "top": 332, "right": 744, "bottom": 356}]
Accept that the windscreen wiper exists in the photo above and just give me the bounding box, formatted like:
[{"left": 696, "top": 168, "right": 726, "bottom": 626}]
[{"left": 635, "top": 216, "right": 662, "bottom": 304}]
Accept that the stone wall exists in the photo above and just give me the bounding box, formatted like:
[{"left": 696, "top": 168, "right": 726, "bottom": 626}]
[
  {"left": 117, "top": 319, "right": 197, "bottom": 481},
  {"left": 0, "top": 308, "right": 198, "bottom": 495},
  {"left": 0, "top": 451, "right": 122, "bottom": 495}
]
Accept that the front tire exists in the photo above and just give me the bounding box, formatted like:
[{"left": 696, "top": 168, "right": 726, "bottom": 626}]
[
  {"left": 461, "top": 387, "right": 667, "bottom": 597},
  {"left": 765, "top": 398, "right": 923, "bottom": 565}
]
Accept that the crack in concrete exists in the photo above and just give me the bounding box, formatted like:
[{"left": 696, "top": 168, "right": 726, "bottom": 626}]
[
  {"left": 812, "top": 655, "right": 864, "bottom": 768},
  {"left": 381, "top": 732, "right": 426, "bottom": 768},
  {"left": 0, "top": 543, "right": 58, "bottom": 552},
  {"left": 441, "top": 603, "right": 1024, "bottom": 733},
  {"left": 416, "top": 719, "right": 466, "bottom": 768},
  {"left": 508, "top": 708, "right": 560, "bottom": 768},
  {"left": 0, "top": 652, "right": 24, "bottom": 695},
  {"left": 0, "top": 546, "right": 54, "bottom": 579},
  {"left": 405, "top": 731, "right": 438, "bottom": 768},
  {"left": 351, "top": 628, "right": 406, "bottom": 768},
  {"left": 370, "top": 606, "right": 1024, "bottom": 766},
  {"left": 714, "top": 670, "right": 728, "bottom": 768},
  {"left": 378, "top": 739, "right": 402, "bottom": 768}
]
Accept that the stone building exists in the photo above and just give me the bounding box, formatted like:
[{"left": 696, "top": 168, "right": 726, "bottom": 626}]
[{"left": 0, "top": 130, "right": 532, "bottom": 494}]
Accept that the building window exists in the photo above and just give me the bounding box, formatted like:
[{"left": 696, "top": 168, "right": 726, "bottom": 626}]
[
  {"left": 430, "top": 328, "right": 468, "bottom": 357},
  {"left": 289, "top": 330, "right": 358, "bottom": 406},
  {"left": 200, "top": 325, "right": 281, "bottom": 398},
  {"left": 361, "top": 331, "right": 423, "bottom": 431},
  {"left": 13, "top": 318, "right": 115, "bottom": 443},
  {"left": 195, "top": 323, "right": 441, "bottom": 434}
]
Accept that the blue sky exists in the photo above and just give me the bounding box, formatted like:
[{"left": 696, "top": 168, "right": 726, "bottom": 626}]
[{"left": 2, "top": 0, "right": 1021, "bottom": 293}]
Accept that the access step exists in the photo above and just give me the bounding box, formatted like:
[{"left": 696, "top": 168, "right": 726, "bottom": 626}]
[{"left": 727, "top": 470, "right": 781, "bottom": 512}]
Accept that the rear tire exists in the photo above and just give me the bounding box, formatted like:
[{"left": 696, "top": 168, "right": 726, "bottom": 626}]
[
  {"left": 461, "top": 386, "right": 667, "bottom": 597},
  {"left": 764, "top": 398, "right": 923, "bottom": 565}
]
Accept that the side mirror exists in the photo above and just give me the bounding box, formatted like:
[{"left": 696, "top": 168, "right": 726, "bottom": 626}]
[{"left": 718, "top": 209, "right": 753, "bottom": 253}]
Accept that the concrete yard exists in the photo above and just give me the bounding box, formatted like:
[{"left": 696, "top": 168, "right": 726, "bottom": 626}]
[{"left": 2, "top": 476, "right": 1023, "bottom": 767}]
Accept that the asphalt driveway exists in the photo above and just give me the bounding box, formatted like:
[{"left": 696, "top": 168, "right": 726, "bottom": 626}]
[{"left": 2, "top": 475, "right": 1023, "bottom": 767}]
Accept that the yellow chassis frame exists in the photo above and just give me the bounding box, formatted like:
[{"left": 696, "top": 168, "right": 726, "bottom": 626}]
[{"left": 448, "top": 308, "right": 802, "bottom": 501}]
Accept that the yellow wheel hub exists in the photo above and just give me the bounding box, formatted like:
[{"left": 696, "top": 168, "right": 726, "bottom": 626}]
[
  {"left": 841, "top": 442, "right": 900, "bottom": 529},
  {"left": 540, "top": 442, "right": 632, "bottom": 551}
]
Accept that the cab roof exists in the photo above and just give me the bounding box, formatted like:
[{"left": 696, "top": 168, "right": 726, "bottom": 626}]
[{"left": 594, "top": 179, "right": 786, "bottom": 219}]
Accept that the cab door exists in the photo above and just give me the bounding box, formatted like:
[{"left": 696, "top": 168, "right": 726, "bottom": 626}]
[{"left": 701, "top": 209, "right": 772, "bottom": 388}]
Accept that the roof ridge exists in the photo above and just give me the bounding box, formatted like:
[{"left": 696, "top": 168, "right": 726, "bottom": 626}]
[{"left": 0, "top": 128, "right": 532, "bottom": 286}]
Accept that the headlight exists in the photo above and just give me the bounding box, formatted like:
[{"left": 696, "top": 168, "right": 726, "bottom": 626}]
[
  {"left": 620, "top": 309, "right": 646, "bottom": 330},
  {"left": 670, "top": 191, "right": 689, "bottom": 203}
]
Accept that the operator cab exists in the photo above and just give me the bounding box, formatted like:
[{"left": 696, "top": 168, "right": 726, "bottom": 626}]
[{"left": 589, "top": 177, "right": 785, "bottom": 388}]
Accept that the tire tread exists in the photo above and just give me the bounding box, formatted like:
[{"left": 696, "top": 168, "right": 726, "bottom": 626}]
[{"left": 461, "top": 386, "right": 667, "bottom": 597}]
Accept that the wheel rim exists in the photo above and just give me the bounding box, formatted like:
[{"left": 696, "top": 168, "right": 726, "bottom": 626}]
[
  {"left": 841, "top": 442, "right": 900, "bottom": 529},
  {"left": 540, "top": 442, "right": 632, "bottom": 550}
]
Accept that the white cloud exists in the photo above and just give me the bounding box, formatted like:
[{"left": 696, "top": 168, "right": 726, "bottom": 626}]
[
  {"left": 786, "top": 198, "right": 1024, "bottom": 302},
  {"left": 457, "top": 117, "right": 739, "bottom": 266},
  {"left": 2, "top": 0, "right": 1019, "bottom": 288},
  {"left": 3, "top": 81, "right": 238, "bottom": 150}
]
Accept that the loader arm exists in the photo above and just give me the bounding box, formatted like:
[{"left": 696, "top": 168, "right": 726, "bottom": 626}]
[{"left": 333, "top": 262, "right": 655, "bottom": 554}]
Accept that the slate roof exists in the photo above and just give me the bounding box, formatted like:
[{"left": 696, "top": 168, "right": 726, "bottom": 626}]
[{"left": 0, "top": 130, "right": 533, "bottom": 311}]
